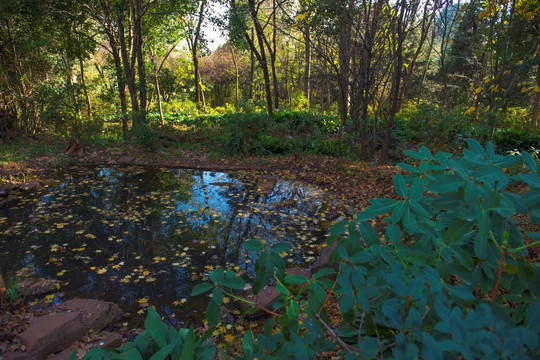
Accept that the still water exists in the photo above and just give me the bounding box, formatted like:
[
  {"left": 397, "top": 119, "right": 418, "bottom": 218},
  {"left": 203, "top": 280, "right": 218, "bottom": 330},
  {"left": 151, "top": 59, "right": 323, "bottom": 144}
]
[{"left": 0, "top": 167, "right": 345, "bottom": 326}]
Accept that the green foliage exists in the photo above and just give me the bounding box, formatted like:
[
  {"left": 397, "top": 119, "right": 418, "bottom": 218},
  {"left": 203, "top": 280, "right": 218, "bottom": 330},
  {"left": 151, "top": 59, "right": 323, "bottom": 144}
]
[
  {"left": 492, "top": 129, "right": 540, "bottom": 155},
  {"left": 393, "top": 103, "right": 476, "bottom": 154},
  {"left": 73, "top": 307, "right": 215, "bottom": 360},
  {"left": 6, "top": 277, "right": 19, "bottom": 303}
]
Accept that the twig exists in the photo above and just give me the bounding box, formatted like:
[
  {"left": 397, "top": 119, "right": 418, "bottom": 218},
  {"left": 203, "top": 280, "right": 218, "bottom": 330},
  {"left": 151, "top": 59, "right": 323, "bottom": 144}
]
[
  {"left": 315, "top": 313, "right": 359, "bottom": 354},
  {"left": 490, "top": 249, "right": 507, "bottom": 301},
  {"left": 318, "top": 277, "right": 339, "bottom": 315}
]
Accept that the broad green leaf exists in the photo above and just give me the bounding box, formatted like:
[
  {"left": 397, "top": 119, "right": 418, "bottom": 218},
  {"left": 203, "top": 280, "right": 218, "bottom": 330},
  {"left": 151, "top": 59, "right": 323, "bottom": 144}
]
[
  {"left": 312, "top": 268, "right": 335, "bottom": 280},
  {"left": 526, "top": 299, "right": 540, "bottom": 332},
  {"left": 519, "top": 173, "right": 540, "bottom": 188},
  {"left": 205, "top": 299, "right": 220, "bottom": 327},
  {"left": 191, "top": 283, "right": 213, "bottom": 296},
  {"left": 358, "top": 222, "right": 379, "bottom": 246},
  {"left": 397, "top": 162, "right": 419, "bottom": 173},
  {"left": 522, "top": 151, "right": 538, "bottom": 173},
  {"left": 467, "top": 138, "right": 486, "bottom": 157},
  {"left": 145, "top": 307, "right": 167, "bottom": 348},
  {"left": 394, "top": 173, "right": 408, "bottom": 197},
  {"left": 148, "top": 343, "right": 175, "bottom": 360},
  {"left": 212, "top": 287, "right": 223, "bottom": 305},
  {"left": 284, "top": 274, "right": 308, "bottom": 284},
  {"left": 443, "top": 220, "right": 472, "bottom": 245},
  {"left": 473, "top": 234, "right": 488, "bottom": 259},
  {"left": 269, "top": 242, "right": 292, "bottom": 253},
  {"left": 427, "top": 175, "right": 464, "bottom": 193},
  {"left": 208, "top": 268, "right": 224, "bottom": 285},
  {"left": 223, "top": 276, "right": 246, "bottom": 290},
  {"left": 243, "top": 330, "right": 255, "bottom": 356},
  {"left": 366, "top": 198, "right": 397, "bottom": 215},
  {"left": 244, "top": 239, "right": 263, "bottom": 252}
]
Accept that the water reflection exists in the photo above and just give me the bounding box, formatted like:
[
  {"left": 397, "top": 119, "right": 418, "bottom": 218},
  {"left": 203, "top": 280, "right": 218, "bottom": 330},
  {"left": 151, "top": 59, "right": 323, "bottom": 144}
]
[{"left": 0, "top": 167, "right": 344, "bottom": 326}]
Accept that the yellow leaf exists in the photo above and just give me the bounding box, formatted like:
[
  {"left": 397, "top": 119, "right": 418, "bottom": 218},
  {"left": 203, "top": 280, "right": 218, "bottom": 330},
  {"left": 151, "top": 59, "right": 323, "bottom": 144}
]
[
  {"left": 535, "top": 86, "right": 540, "bottom": 93},
  {"left": 44, "top": 294, "right": 55, "bottom": 303},
  {"left": 295, "top": 12, "right": 308, "bottom": 21},
  {"left": 97, "top": 268, "right": 107, "bottom": 274},
  {"left": 138, "top": 297, "right": 149, "bottom": 304},
  {"left": 475, "top": 87, "right": 483, "bottom": 93},
  {"left": 464, "top": 106, "right": 476, "bottom": 116},
  {"left": 137, "top": 309, "right": 144, "bottom": 315},
  {"left": 224, "top": 334, "right": 235, "bottom": 343},
  {"left": 145, "top": 277, "right": 156, "bottom": 283}
]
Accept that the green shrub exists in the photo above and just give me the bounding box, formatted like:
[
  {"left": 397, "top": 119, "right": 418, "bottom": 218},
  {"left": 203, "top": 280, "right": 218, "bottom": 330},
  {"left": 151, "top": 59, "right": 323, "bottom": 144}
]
[{"left": 493, "top": 129, "right": 540, "bottom": 155}]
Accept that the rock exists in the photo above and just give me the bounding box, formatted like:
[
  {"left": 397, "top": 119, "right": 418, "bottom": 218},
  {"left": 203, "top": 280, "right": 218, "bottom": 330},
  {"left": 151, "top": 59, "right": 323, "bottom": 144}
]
[
  {"left": 41, "top": 179, "right": 58, "bottom": 187},
  {"left": 256, "top": 177, "right": 276, "bottom": 194},
  {"left": 18, "top": 312, "right": 84, "bottom": 360},
  {"left": 0, "top": 182, "right": 15, "bottom": 196},
  {"left": 220, "top": 306, "right": 235, "bottom": 324},
  {"left": 110, "top": 151, "right": 125, "bottom": 157},
  {"left": 59, "top": 299, "right": 120, "bottom": 332},
  {"left": 19, "top": 181, "right": 39, "bottom": 192},
  {"left": 1, "top": 197, "right": 18, "bottom": 206},
  {"left": 241, "top": 286, "right": 281, "bottom": 320},
  {"left": 100, "top": 333, "right": 122, "bottom": 349},
  {"left": 286, "top": 267, "right": 312, "bottom": 280},
  {"left": 47, "top": 347, "right": 77, "bottom": 360},
  {"left": 17, "top": 278, "right": 59, "bottom": 298},
  {"left": 310, "top": 241, "right": 339, "bottom": 277},
  {"left": 117, "top": 156, "right": 136, "bottom": 165}
]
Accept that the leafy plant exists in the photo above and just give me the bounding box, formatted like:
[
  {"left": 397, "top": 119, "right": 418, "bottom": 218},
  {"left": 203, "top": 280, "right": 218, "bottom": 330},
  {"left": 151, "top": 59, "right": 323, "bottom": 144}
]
[
  {"left": 6, "top": 277, "right": 19, "bottom": 303},
  {"left": 72, "top": 307, "right": 215, "bottom": 360}
]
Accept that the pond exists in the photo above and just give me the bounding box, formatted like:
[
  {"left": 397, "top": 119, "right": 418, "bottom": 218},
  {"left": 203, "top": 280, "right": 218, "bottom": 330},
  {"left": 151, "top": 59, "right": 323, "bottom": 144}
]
[{"left": 0, "top": 167, "right": 346, "bottom": 327}]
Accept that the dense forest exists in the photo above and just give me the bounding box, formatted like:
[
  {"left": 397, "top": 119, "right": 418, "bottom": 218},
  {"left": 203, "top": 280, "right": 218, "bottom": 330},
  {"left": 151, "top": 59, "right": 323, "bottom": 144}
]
[{"left": 1, "top": 0, "right": 539, "bottom": 161}]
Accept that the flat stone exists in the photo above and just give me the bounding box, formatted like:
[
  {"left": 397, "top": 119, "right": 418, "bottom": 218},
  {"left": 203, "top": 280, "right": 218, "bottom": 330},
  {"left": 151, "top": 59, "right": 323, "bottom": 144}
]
[
  {"left": 0, "top": 182, "right": 15, "bottom": 196},
  {"left": 19, "top": 181, "right": 40, "bottom": 192},
  {"left": 310, "top": 241, "right": 339, "bottom": 277},
  {"left": 47, "top": 347, "right": 77, "bottom": 360},
  {"left": 100, "top": 333, "right": 123, "bottom": 349},
  {"left": 256, "top": 178, "right": 276, "bottom": 194},
  {"left": 117, "top": 156, "right": 136, "bottom": 165},
  {"left": 17, "top": 278, "right": 59, "bottom": 298},
  {"left": 19, "top": 312, "right": 84, "bottom": 360},
  {"left": 242, "top": 286, "right": 281, "bottom": 320},
  {"left": 286, "top": 267, "right": 312, "bottom": 279},
  {"left": 41, "top": 179, "right": 58, "bottom": 187},
  {"left": 59, "top": 299, "right": 120, "bottom": 331}
]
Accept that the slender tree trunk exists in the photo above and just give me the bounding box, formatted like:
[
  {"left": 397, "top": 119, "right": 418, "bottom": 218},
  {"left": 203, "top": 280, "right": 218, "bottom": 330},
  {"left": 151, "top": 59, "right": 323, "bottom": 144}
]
[
  {"left": 380, "top": 0, "right": 406, "bottom": 164},
  {"left": 117, "top": 1, "right": 139, "bottom": 116},
  {"left": 133, "top": 0, "right": 147, "bottom": 127},
  {"left": 230, "top": 46, "right": 240, "bottom": 107},
  {"left": 271, "top": 0, "right": 279, "bottom": 110},
  {"left": 338, "top": 0, "right": 353, "bottom": 122},
  {"left": 153, "top": 63, "right": 164, "bottom": 126},
  {"left": 249, "top": 28, "right": 255, "bottom": 100},
  {"left": 533, "top": 64, "right": 540, "bottom": 126},
  {"left": 303, "top": 24, "right": 311, "bottom": 107},
  {"left": 79, "top": 57, "right": 92, "bottom": 118}
]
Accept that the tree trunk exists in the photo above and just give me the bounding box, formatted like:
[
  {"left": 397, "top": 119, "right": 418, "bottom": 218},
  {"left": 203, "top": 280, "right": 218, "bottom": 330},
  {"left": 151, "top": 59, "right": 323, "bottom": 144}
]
[
  {"left": 230, "top": 46, "right": 240, "bottom": 107},
  {"left": 133, "top": 0, "right": 147, "bottom": 127},
  {"left": 303, "top": 24, "right": 311, "bottom": 107},
  {"left": 380, "top": 0, "right": 406, "bottom": 164},
  {"left": 117, "top": 1, "right": 139, "bottom": 116},
  {"left": 79, "top": 57, "right": 92, "bottom": 118},
  {"left": 533, "top": 64, "right": 540, "bottom": 126}
]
